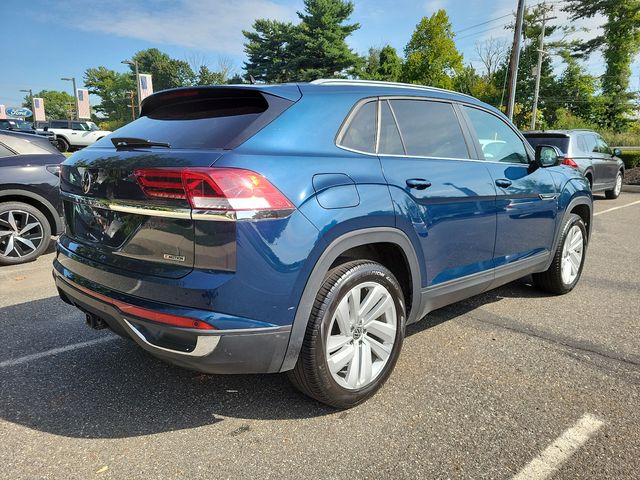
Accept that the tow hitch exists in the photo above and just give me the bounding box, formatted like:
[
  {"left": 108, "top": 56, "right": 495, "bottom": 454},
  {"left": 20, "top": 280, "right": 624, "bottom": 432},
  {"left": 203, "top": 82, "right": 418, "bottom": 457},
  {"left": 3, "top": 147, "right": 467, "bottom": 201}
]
[{"left": 86, "top": 312, "right": 108, "bottom": 330}]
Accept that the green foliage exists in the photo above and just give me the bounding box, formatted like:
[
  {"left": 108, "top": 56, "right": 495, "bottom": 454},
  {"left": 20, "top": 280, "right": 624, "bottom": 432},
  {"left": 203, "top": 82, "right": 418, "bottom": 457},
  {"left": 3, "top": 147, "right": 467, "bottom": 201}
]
[
  {"left": 131, "top": 48, "right": 195, "bottom": 90},
  {"left": 360, "top": 45, "right": 402, "bottom": 81},
  {"left": 563, "top": 0, "right": 640, "bottom": 130},
  {"left": 601, "top": 131, "right": 640, "bottom": 147},
  {"left": 619, "top": 150, "right": 640, "bottom": 169},
  {"left": 195, "top": 65, "right": 227, "bottom": 85},
  {"left": 83, "top": 66, "right": 135, "bottom": 124},
  {"left": 553, "top": 53, "right": 597, "bottom": 121},
  {"left": 22, "top": 90, "right": 76, "bottom": 120},
  {"left": 243, "top": 19, "right": 298, "bottom": 82},
  {"left": 552, "top": 108, "right": 598, "bottom": 130},
  {"left": 402, "top": 10, "right": 463, "bottom": 88},
  {"left": 243, "top": 0, "right": 360, "bottom": 82}
]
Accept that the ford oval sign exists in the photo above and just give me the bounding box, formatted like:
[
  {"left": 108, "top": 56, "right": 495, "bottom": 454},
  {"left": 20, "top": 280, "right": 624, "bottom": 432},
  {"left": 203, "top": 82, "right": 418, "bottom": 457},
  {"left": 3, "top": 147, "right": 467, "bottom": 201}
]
[{"left": 6, "top": 107, "right": 33, "bottom": 117}]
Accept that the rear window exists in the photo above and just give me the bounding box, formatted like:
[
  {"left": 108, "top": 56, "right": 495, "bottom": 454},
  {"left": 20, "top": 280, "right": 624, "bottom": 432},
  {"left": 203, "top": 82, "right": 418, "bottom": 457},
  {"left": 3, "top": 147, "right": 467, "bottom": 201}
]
[
  {"left": 93, "top": 90, "right": 275, "bottom": 150},
  {"left": 524, "top": 135, "right": 569, "bottom": 154},
  {"left": 0, "top": 133, "right": 60, "bottom": 155}
]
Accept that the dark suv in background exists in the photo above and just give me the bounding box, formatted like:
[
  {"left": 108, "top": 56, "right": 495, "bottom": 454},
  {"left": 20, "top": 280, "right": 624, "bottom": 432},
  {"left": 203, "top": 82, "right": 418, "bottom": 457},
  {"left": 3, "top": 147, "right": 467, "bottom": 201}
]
[
  {"left": 524, "top": 129, "right": 625, "bottom": 199},
  {"left": 0, "top": 131, "right": 65, "bottom": 265},
  {"left": 54, "top": 80, "right": 592, "bottom": 408}
]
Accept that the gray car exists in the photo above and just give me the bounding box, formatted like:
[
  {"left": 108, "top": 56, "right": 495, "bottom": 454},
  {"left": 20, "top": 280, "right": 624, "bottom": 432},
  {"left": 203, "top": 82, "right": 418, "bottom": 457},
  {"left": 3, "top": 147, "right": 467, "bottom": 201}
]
[{"left": 524, "top": 129, "right": 624, "bottom": 199}]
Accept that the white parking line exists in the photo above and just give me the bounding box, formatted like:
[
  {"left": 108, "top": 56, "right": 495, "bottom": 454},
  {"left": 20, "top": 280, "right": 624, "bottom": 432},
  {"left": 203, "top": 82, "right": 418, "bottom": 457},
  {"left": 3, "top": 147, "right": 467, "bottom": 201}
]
[
  {"left": 594, "top": 199, "right": 640, "bottom": 217},
  {"left": 512, "top": 413, "right": 605, "bottom": 480},
  {"left": 0, "top": 336, "right": 117, "bottom": 368}
]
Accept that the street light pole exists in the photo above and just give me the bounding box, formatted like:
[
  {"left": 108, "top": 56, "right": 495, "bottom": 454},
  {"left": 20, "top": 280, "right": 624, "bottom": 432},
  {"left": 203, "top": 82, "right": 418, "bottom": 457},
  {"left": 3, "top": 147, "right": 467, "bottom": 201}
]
[
  {"left": 61, "top": 77, "right": 79, "bottom": 120},
  {"left": 121, "top": 60, "right": 141, "bottom": 117}
]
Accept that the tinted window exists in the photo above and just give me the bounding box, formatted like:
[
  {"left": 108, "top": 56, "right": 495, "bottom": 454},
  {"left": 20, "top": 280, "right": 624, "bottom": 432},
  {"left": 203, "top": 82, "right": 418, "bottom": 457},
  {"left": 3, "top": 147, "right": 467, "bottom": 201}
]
[
  {"left": 390, "top": 100, "right": 468, "bottom": 158},
  {"left": 524, "top": 135, "right": 569, "bottom": 154},
  {"left": 0, "top": 133, "right": 60, "bottom": 155},
  {"left": 582, "top": 134, "right": 598, "bottom": 153},
  {"left": 51, "top": 121, "right": 69, "bottom": 128},
  {"left": 93, "top": 94, "right": 272, "bottom": 149},
  {"left": 464, "top": 107, "right": 528, "bottom": 164},
  {"left": 339, "top": 101, "right": 377, "bottom": 153},
  {"left": 595, "top": 135, "right": 609, "bottom": 154},
  {"left": 378, "top": 100, "right": 404, "bottom": 155},
  {"left": 0, "top": 144, "right": 15, "bottom": 158}
]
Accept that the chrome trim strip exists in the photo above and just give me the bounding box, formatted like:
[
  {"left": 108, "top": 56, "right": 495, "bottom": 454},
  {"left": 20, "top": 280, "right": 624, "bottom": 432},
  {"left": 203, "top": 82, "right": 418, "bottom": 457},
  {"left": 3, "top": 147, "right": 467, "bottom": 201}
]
[
  {"left": 123, "top": 318, "right": 221, "bottom": 357},
  {"left": 539, "top": 193, "right": 559, "bottom": 200},
  {"left": 61, "top": 191, "right": 294, "bottom": 222}
]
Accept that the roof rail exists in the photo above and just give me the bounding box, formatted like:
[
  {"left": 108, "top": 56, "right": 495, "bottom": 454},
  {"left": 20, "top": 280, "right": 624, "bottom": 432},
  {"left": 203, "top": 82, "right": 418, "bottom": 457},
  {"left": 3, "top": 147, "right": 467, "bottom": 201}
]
[{"left": 310, "top": 78, "right": 476, "bottom": 100}]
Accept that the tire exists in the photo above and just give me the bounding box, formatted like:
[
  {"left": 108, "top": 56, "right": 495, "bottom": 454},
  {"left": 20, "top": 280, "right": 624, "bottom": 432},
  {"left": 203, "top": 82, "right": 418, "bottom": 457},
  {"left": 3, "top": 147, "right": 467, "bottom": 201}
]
[
  {"left": 288, "top": 260, "right": 406, "bottom": 409},
  {"left": 0, "top": 202, "right": 52, "bottom": 266},
  {"left": 604, "top": 170, "right": 623, "bottom": 199},
  {"left": 56, "top": 137, "right": 69, "bottom": 153},
  {"left": 533, "top": 213, "right": 587, "bottom": 295}
]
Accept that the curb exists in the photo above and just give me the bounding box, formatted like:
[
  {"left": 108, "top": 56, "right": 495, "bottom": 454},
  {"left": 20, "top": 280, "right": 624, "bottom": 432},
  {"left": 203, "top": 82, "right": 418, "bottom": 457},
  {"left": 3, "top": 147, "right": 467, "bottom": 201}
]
[{"left": 622, "top": 185, "right": 640, "bottom": 193}]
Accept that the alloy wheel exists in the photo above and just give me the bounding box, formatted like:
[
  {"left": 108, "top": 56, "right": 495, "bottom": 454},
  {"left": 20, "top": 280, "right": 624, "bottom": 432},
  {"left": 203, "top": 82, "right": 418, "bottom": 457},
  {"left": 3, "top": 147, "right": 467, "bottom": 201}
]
[
  {"left": 561, "top": 225, "right": 584, "bottom": 285},
  {"left": 0, "top": 210, "right": 44, "bottom": 259},
  {"left": 614, "top": 173, "right": 622, "bottom": 196},
  {"left": 326, "top": 281, "right": 397, "bottom": 390}
]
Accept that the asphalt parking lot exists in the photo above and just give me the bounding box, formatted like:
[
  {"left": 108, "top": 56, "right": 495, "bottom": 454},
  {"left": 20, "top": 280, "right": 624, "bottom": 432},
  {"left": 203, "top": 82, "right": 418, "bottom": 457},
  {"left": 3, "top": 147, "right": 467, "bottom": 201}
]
[{"left": 1, "top": 193, "right": 639, "bottom": 479}]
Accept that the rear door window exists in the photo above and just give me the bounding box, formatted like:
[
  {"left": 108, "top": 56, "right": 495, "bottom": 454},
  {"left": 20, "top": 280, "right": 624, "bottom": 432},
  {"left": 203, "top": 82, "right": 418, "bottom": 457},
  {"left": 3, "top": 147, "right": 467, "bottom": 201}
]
[
  {"left": 338, "top": 100, "right": 377, "bottom": 153},
  {"left": 389, "top": 99, "right": 469, "bottom": 158},
  {"left": 464, "top": 107, "right": 528, "bottom": 164}
]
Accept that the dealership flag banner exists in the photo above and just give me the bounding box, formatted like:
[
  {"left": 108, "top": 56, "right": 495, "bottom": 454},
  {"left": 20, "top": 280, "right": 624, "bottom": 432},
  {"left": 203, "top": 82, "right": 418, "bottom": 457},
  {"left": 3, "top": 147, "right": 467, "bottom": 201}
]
[
  {"left": 33, "top": 98, "right": 46, "bottom": 122},
  {"left": 139, "top": 74, "right": 154, "bottom": 101},
  {"left": 77, "top": 89, "right": 91, "bottom": 119},
  {"left": 0, "top": 105, "right": 6, "bottom": 119}
]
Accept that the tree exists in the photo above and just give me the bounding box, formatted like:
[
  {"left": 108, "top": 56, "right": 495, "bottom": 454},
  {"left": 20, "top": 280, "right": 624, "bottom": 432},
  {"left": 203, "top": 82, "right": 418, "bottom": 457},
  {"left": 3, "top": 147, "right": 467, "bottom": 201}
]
[
  {"left": 402, "top": 10, "right": 463, "bottom": 89},
  {"left": 563, "top": 0, "right": 640, "bottom": 130},
  {"left": 22, "top": 90, "right": 76, "bottom": 120},
  {"left": 242, "top": 0, "right": 361, "bottom": 82},
  {"left": 360, "top": 45, "right": 402, "bottom": 81},
  {"left": 554, "top": 52, "right": 597, "bottom": 121},
  {"left": 291, "top": 0, "right": 362, "bottom": 80},
  {"left": 243, "top": 19, "right": 298, "bottom": 82},
  {"left": 84, "top": 66, "right": 135, "bottom": 127},
  {"left": 475, "top": 38, "right": 509, "bottom": 78},
  {"left": 130, "top": 48, "right": 195, "bottom": 90}
]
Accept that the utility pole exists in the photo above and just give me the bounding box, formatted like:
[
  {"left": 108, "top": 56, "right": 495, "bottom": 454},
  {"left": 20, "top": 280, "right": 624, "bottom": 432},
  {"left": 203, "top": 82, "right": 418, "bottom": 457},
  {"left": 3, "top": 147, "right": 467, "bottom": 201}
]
[
  {"left": 530, "top": 3, "right": 556, "bottom": 129},
  {"left": 506, "top": 0, "right": 526, "bottom": 121},
  {"left": 127, "top": 91, "right": 136, "bottom": 121}
]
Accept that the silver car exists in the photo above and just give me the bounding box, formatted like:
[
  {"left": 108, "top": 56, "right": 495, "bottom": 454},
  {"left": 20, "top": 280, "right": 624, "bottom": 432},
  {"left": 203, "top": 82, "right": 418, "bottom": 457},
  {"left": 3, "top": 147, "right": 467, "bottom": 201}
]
[{"left": 524, "top": 129, "right": 625, "bottom": 199}]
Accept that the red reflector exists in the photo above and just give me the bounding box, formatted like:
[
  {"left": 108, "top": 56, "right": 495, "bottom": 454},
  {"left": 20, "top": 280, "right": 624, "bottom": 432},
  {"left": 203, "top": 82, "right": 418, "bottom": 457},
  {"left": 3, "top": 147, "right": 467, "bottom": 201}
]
[
  {"left": 71, "top": 281, "right": 215, "bottom": 330},
  {"left": 562, "top": 158, "right": 579, "bottom": 169},
  {"left": 134, "top": 167, "right": 294, "bottom": 213}
]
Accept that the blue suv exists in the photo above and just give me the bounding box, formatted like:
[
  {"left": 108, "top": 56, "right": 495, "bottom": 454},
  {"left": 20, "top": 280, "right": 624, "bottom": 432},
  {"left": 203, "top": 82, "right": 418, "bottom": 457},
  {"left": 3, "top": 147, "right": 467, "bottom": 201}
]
[{"left": 54, "top": 80, "right": 592, "bottom": 408}]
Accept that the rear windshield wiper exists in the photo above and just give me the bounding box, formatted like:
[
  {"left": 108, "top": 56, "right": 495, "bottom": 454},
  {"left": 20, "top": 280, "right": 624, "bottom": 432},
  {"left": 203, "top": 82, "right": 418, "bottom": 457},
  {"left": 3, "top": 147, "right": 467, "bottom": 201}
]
[{"left": 111, "top": 137, "right": 171, "bottom": 149}]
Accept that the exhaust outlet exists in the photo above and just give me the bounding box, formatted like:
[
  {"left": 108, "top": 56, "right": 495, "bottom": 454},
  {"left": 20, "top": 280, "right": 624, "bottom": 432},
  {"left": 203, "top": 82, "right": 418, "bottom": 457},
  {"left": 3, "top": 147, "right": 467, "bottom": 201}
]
[{"left": 86, "top": 313, "right": 108, "bottom": 330}]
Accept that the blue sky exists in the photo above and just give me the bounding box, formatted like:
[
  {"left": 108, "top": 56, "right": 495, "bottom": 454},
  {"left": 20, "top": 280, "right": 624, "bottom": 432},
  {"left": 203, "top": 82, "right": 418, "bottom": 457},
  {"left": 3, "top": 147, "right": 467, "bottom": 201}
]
[{"left": 1, "top": 0, "right": 638, "bottom": 109}]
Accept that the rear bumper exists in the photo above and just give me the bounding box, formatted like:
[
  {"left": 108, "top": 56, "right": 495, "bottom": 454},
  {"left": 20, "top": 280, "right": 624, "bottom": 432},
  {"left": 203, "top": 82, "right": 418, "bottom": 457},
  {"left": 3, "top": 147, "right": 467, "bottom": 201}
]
[{"left": 53, "top": 270, "right": 292, "bottom": 374}]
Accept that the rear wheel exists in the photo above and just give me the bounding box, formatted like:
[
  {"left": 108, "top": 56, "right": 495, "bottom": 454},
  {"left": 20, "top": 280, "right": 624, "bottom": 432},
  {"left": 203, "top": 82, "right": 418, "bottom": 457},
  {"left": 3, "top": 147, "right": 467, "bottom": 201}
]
[
  {"left": 56, "top": 137, "right": 69, "bottom": 153},
  {"left": 605, "top": 170, "right": 623, "bottom": 199},
  {"left": 0, "top": 202, "right": 51, "bottom": 265},
  {"left": 288, "top": 260, "right": 406, "bottom": 409},
  {"left": 533, "top": 213, "right": 586, "bottom": 294}
]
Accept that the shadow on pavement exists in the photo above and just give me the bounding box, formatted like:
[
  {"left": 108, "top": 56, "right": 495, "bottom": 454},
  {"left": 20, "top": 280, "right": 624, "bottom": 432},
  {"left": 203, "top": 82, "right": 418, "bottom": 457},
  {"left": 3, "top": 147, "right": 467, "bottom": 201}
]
[{"left": 0, "top": 277, "right": 550, "bottom": 439}]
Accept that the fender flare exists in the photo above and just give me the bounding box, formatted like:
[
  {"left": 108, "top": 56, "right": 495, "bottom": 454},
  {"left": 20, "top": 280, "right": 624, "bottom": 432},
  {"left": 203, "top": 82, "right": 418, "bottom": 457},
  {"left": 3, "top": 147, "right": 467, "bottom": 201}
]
[
  {"left": 279, "top": 227, "right": 422, "bottom": 372},
  {"left": 0, "top": 188, "right": 64, "bottom": 234},
  {"left": 543, "top": 192, "right": 592, "bottom": 271}
]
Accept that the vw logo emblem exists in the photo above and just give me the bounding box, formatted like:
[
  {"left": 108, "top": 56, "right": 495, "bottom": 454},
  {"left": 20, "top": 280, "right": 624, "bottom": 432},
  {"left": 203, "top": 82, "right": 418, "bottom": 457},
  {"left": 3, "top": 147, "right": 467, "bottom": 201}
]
[
  {"left": 81, "top": 170, "right": 92, "bottom": 194},
  {"left": 352, "top": 325, "right": 364, "bottom": 340}
]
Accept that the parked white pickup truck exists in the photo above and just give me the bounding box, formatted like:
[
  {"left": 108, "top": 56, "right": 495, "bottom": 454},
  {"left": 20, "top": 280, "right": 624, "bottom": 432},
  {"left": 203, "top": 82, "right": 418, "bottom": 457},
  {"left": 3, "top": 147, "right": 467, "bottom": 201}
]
[{"left": 43, "top": 120, "right": 111, "bottom": 152}]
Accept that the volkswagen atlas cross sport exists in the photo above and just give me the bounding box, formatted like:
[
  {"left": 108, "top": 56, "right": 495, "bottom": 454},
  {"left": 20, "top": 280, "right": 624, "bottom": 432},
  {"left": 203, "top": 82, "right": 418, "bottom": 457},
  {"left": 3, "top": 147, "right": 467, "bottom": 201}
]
[{"left": 54, "top": 80, "right": 592, "bottom": 408}]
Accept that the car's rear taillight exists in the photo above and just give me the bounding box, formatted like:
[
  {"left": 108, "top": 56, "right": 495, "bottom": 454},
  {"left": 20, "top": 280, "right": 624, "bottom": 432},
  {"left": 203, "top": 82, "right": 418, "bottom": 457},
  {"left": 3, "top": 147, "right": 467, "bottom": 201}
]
[
  {"left": 134, "top": 167, "right": 294, "bottom": 215},
  {"left": 562, "top": 158, "right": 579, "bottom": 169}
]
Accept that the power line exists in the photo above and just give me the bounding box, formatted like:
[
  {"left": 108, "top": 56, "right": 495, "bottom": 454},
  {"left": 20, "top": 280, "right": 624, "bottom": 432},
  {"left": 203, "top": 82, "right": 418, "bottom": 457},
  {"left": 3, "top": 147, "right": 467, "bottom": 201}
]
[
  {"left": 456, "top": 22, "right": 512, "bottom": 41},
  {"left": 455, "top": 13, "right": 513, "bottom": 35}
]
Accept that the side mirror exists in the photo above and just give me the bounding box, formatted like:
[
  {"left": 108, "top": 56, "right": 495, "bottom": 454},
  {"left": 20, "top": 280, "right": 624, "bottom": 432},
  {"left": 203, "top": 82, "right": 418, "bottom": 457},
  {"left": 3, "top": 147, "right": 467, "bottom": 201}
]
[
  {"left": 534, "top": 145, "right": 561, "bottom": 168},
  {"left": 613, "top": 147, "right": 622, "bottom": 157}
]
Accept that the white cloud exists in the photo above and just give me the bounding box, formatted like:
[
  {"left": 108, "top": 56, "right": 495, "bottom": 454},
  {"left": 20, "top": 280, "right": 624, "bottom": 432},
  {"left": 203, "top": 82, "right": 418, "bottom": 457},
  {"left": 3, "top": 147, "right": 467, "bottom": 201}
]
[{"left": 41, "top": 0, "right": 297, "bottom": 56}]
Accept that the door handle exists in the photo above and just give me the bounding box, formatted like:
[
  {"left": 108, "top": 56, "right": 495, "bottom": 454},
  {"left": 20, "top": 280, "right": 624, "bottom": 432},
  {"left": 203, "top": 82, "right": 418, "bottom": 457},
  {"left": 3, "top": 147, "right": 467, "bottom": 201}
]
[
  {"left": 495, "top": 179, "right": 512, "bottom": 188},
  {"left": 406, "top": 178, "right": 432, "bottom": 190}
]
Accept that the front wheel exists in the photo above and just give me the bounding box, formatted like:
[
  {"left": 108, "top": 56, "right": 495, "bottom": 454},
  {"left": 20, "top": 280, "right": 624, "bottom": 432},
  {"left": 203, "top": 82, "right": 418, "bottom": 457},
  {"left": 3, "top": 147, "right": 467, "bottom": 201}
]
[
  {"left": 533, "top": 213, "right": 587, "bottom": 294},
  {"left": 605, "top": 171, "right": 623, "bottom": 199},
  {"left": 56, "top": 137, "right": 69, "bottom": 153},
  {"left": 288, "top": 260, "right": 406, "bottom": 408}
]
